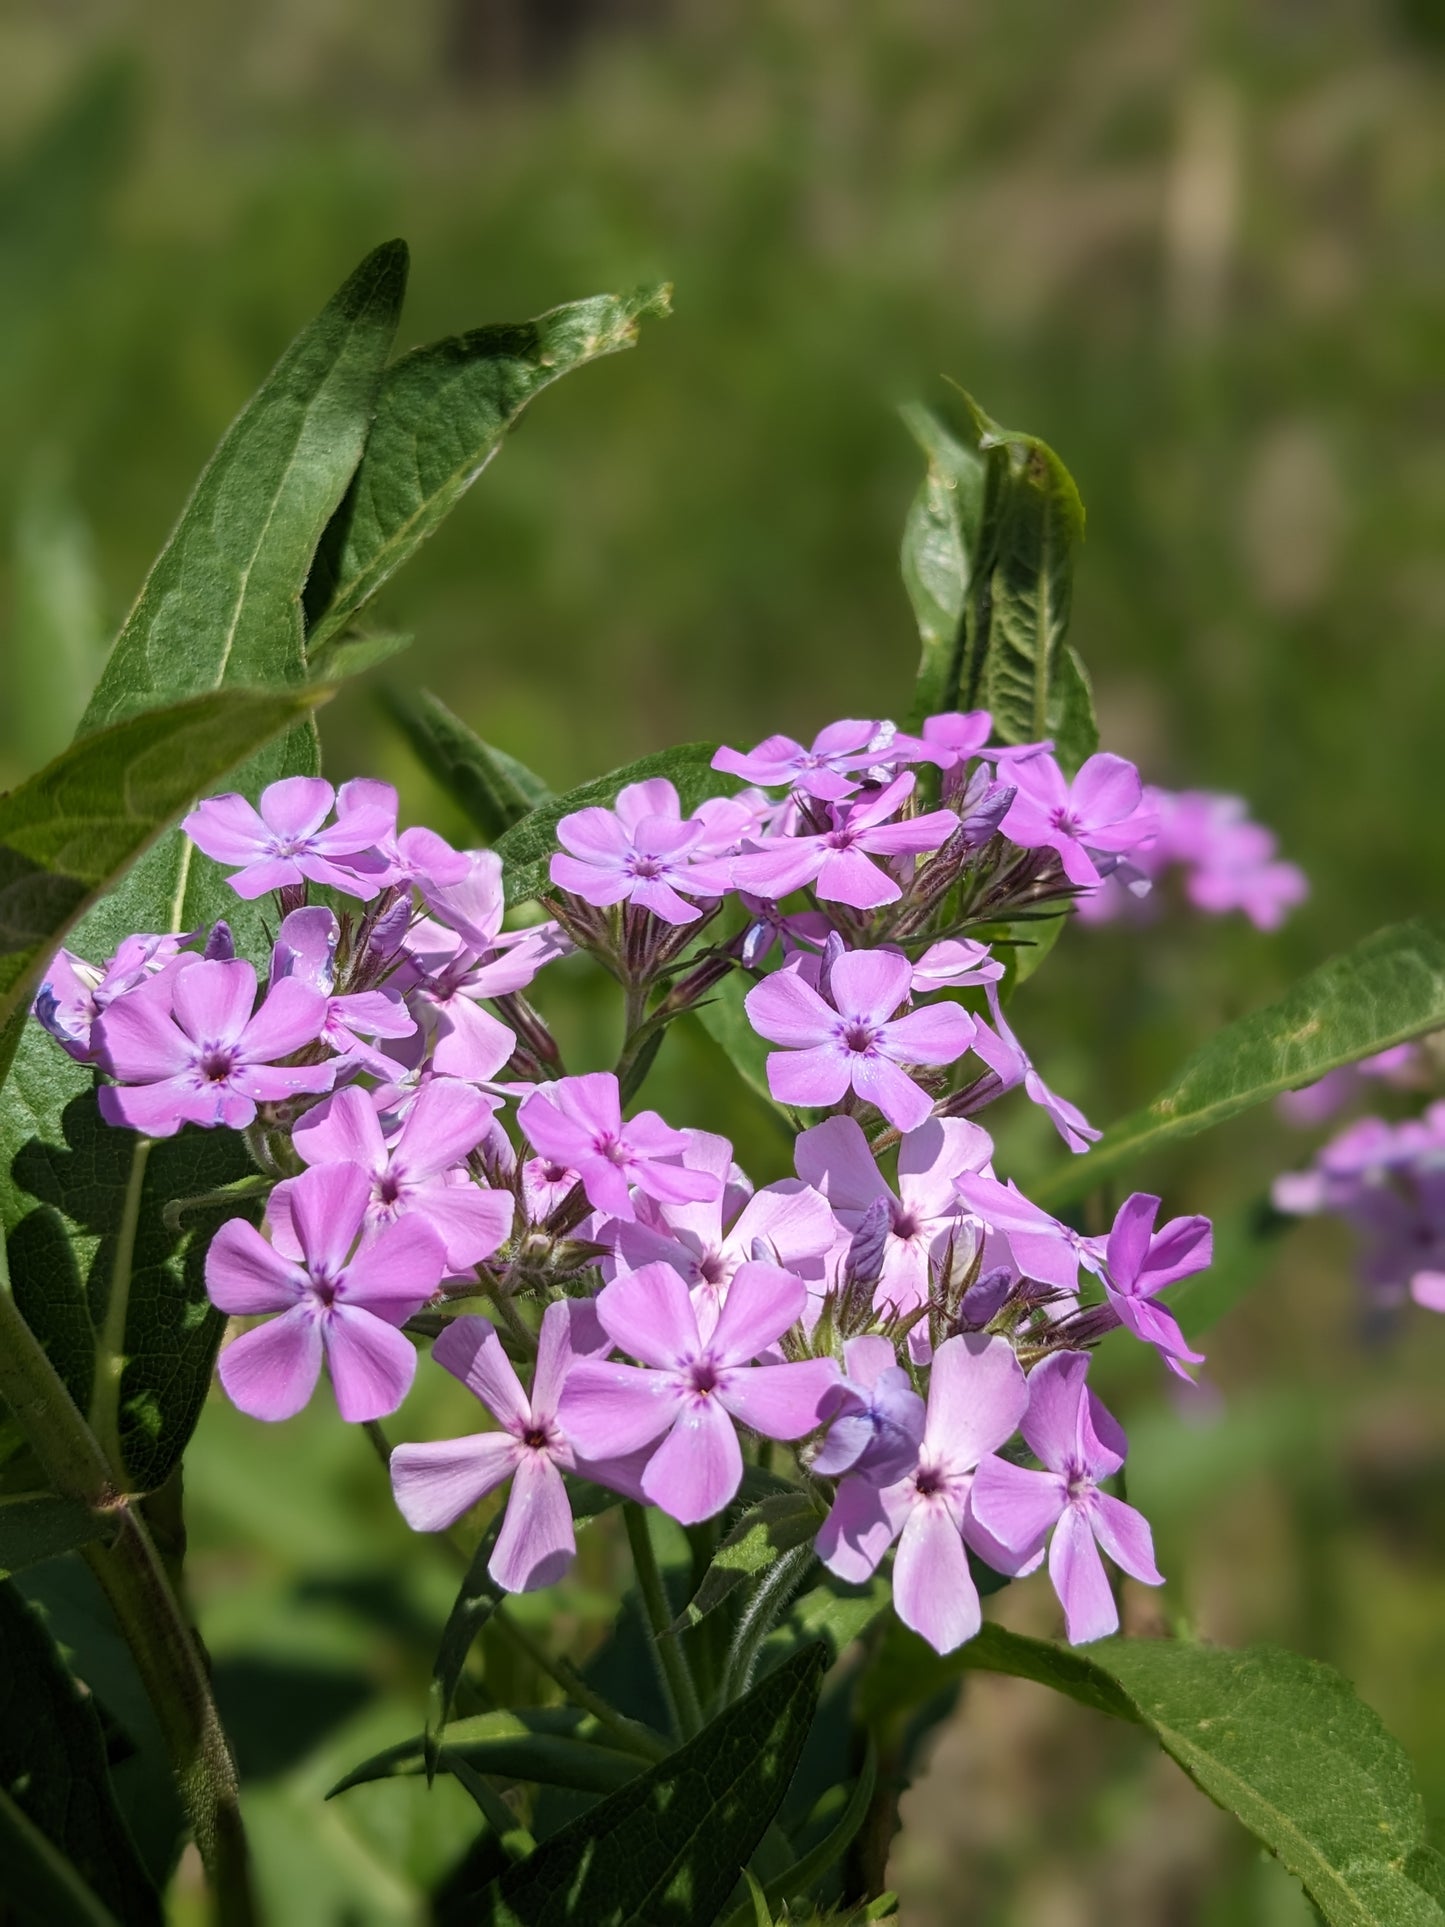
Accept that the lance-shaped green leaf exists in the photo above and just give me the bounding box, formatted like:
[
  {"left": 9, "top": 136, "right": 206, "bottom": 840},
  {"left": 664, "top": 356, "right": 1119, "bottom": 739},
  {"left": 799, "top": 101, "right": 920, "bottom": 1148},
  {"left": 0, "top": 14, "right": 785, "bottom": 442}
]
[
  {"left": 1035, "top": 915, "right": 1445, "bottom": 1211},
  {"left": 305, "top": 283, "right": 672, "bottom": 648},
  {"left": 1, "top": 1037, "right": 263, "bottom": 1493},
  {"left": 475, "top": 1642, "right": 826, "bottom": 1926},
  {"left": 673, "top": 1491, "right": 822, "bottom": 1632},
  {"left": 0, "top": 1493, "right": 114, "bottom": 1578},
  {"left": 385, "top": 689, "right": 552, "bottom": 843},
  {"left": 329, "top": 1706, "right": 643, "bottom": 1801},
  {"left": 0, "top": 687, "right": 323, "bottom": 1057},
  {"left": 717, "top": 1745, "right": 878, "bottom": 1927},
  {"left": 941, "top": 1627, "right": 1445, "bottom": 1927},
  {"left": 899, "top": 400, "right": 987, "bottom": 727},
  {"left": 0, "top": 1578, "right": 159, "bottom": 1925},
  {"left": 900, "top": 388, "right": 1096, "bottom": 772},
  {"left": 76, "top": 240, "right": 407, "bottom": 947},
  {"left": 495, "top": 743, "right": 739, "bottom": 905}
]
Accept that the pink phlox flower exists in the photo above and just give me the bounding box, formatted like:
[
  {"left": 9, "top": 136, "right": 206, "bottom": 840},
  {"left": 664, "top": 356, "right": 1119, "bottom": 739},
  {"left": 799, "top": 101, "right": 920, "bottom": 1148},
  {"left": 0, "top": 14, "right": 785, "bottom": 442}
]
[
  {"left": 183, "top": 776, "right": 394, "bottom": 901},
  {"left": 207, "top": 1161, "right": 445, "bottom": 1423},
  {"left": 737, "top": 896, "right": 834, "bottom": 970},
  {"left": 94, "top": 957, "right": 332, "bottom": 1136},
  {"left": 745, "top": 947, "right": 974, "bottom": 1132},
  {"left": 330, "top": 778, "right": 471, "bottom": 894},
  {"left": 712, "top": 719, "right": 900, "bottom": 801},
  {"left": 968, "top": 988, "right": 1100, "bottom": 1153},
  {"left": 909, "top": 938, "right": 1004, "bottom": 994},
  {"left": 35, "top": 934, "right": 190, "bottom": 1062},
  {"left": 389, "top": 1303, "right": 647, "bottom": 1590},
  {"left": 689, "top": 790, "right": 773, "bottom": 857},
  {"left": 1101, "top": 1192, "right": 1211, "bottom": 1379},
  {"left": 559, "top": 1260, "right": 840, "bottom": 1525},
  {"left": 606, "top": 1128, "right": 837, "bottom": 1336},
  {"left": 951, "top": 1171, "right": 1102, "bottom": 1298},
  {"left": 999, "top": 752, "right": 1155, "bottom": 890},
  {"left": 269, "top": 907, "right": 415, "bottom": 1074},
  {"left": 517, "top": 1072, "right": 721, "bottom": 1224},
  {"left": 810, "top": 1333, "right": 925, "bottom": 1485},
  {"left": 795, "top": 1115, "right": 996, "bottom": 1332},
  {"left": 970, "top": 1350, "right": 1163, "bottom": 1644},
  {"left": 285, "top": 1081, "right": 511, "bottom": 1271},
  {"left": 815, "top": 1332, "right": 1032, "bottom": 1654},
  {"left": 895, "top": 710, "right": 993, "bottom": 772},
  {"left": 412, "top": 849, "right": 573, "bottom": 995},
  {"left": 550, "top": 777, "right": 717, "bottom": 925},
  {"left": 522, "top": 1155, "right": 583, "bottom": 1224},
  {"left": 730, "top": 772, "right": 958, "bottom": 911}
]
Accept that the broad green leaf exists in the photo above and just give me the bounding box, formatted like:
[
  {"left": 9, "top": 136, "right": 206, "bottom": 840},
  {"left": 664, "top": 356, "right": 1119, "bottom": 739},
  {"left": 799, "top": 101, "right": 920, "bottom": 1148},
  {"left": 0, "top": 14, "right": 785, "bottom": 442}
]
[
  {"left": 476, "top": 1642, "right": 827, "bottom": 1926},
  {"left": 0, "top": 1578, "right": 159, "bottom": 1924},
  {"left": 0, "top": 687, "right": 323, "bottom": 1056},
  {"left": 384, "top": 689, "right": 552, "bottom": 843},
  {"left": 495, "top": 743, "right": 739, "bottom": 905},
  {"left": 7, "top": 461, "right": 106, "bottom": 765},
  {"left": 690, "top": 973, "right": 797, "bottom": 1131},
  {"left": 899, "top": 401, "right": 987, "bottom": 727},
  {"left": 1036, "top": 915, "right": 1445, "bottom": 1210},
  {"left": 901, "top": 388, "right": 1096, "bottom": 772},
  {"left": 77, "top": 239, "right": 407, "bottom": 947},
  {"left": 718, "top": 1745, "right": 878, "bottom": 1927},
  {"left": 953, "top": 1627, "right": 1445, "bottom": 1927},
  {"left": 673, "top": 1491, "right": 822, "bottom": 1632},
  {"left": 0, "top": 1493, "right": 113, "bottom": 1578},
  {"left": 1, "top": 1037, "right": 261, "bottom": 1492},
  {"left": 329, "top": 1706, "right": 642, "bottom": 1800},
  {"left": 305, "top": 283, "right": 672, "bottom": 647}
]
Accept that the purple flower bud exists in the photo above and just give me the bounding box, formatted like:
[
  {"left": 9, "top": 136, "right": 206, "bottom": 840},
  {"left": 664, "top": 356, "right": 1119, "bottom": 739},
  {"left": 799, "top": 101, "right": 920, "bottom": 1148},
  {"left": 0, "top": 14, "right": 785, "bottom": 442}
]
[
  {"left": 959, "top": 777, "right": 1016, "bottom": 850},
  {"left": 204, "top": 921, "right": 235, "bottom": 962},
  {"left": 959, "top": 1265, "right": 1013, "bottom": 1328},
  {"left": 816, "top": 931, "right": 846, "bottom": 1005},
  {"left": 844, "top": 1196, "right": 892, "bottom": 1294},
  {"left": 368, "top": 894, "right": 413, "bottom": 961}
]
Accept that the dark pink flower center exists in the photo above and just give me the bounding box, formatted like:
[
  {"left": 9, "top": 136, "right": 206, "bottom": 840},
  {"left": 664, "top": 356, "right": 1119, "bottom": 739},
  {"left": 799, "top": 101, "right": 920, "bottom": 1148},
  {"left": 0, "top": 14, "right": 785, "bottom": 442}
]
[
  {"left": 310, "top": 1269, "right": 341, "bottom": 1308},
  {"left": 628, "top": 855, "right": 664, "bottom": 879},
  {"left": 687, "top": 1357, "right": 721, "bottom": 1396},
  {"left": 891, "top": 1204, "right": 921, "bottom": 1240},
  {"left": 1065, "top": 1467, "right": 1095, "bottom": 1502},
  {"left": 697, "top": 1250, "right": 728, "bottom": 1287},
  {"left": 913, "top": 1463, "right": 945, "bottom": 1498},
  {"left": 840, "top": 1021, "right": 877, "bottom": 1055},
  {"left": 198, "top": 1046, "right": 237, "bottom": 1083},
  {"left": 1049, "top": 807, "right": 1082, "bottom": 837},
  {"left": 376, "top": 1171, "right": 403, "bottom": 1207},
  {"left": 522, "top": 1421, "right": 555, "bottom": 1452},
  {"left": 824, "top": 827, "right": 858, "bottom": 851}
]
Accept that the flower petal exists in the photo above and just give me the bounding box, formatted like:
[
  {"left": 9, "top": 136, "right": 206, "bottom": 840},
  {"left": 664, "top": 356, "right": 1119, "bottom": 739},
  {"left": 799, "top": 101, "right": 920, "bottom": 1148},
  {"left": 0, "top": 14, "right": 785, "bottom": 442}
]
[
  {"left": 923, "top": 1333, "right": 1028, "bottom": 1470},
  {"left": 968, "top": 1454, "right": 1065, "bottom": 1556},
  {"left": 1049, "top": 1503, "right": 1117, "bottom": 1644},
  {"left": 828, "top": 948, "right": 912, "bottom": 1027},
  {"left": 490, "top": 1453, "right": 577, "bottom": 1592},
  {"left": 218, "top": 1304, "right": 323, "bottom": 1420},
  {"left": 768, "top": 1043, "right": 854, "bottom": 1111},
  {"left": 288, "top": 1163, "right": 371, "bottom": 1278},
  {"left": 744, "top": 967, "right": 834, "bottom": 1048},
  {"left": 559, "top": 1360, "right": 684, "bottom": 1458},
  {"left": 1091, "top": 1492, "right": 1164, "bottom": 1587},
  {"left": 430, "top": 1316, "right": 530, "bottom": 1429},
  {"left": 717, "top": 1358, "right": 838, "bottom": 1440},
  {"left": 893, "top": 1500, "right": 980, "bottom": 1654},
  {"left": 595, "top": 1262, "right": 700, "bottom": 1370},
  {"left": 641, "top": 1397, "right": 742, "bottom": 1524},
  {"left": 171, "top": 959, "right": 257, "bottom": 1049},
  {"left": 206, "top": 1218, "right": 306, "bottom": 1315},
  {"left": 816, "top": 1474, "right": 906, "bottom": 1583},
  {"left": 293, "top": 1086, "right": 386, "bottom": 1174},
  {"left": 323, "top": 1306, "right": 417, "bottom": 1422},
  {"left": 390, "top": 1433, "right": 518, "bottom": 1531}
]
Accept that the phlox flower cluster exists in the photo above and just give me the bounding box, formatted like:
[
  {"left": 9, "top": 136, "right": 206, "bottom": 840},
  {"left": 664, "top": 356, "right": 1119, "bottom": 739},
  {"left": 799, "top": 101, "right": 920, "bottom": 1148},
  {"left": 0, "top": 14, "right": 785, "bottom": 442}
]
[
  {"left": 34, "top": 716, "right": 1218, "bottom": 1652},
  {"left": 1077, "top": 786, "right": 1307, "bottom": 931},
  {"left": 1274, "top": 1038, "right": 1445, "bottom": 1316}
]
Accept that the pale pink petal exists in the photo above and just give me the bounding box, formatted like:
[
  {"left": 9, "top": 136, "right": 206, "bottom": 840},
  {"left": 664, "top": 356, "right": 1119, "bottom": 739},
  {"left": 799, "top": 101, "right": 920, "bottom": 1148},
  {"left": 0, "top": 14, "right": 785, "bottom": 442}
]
[
  {"left": 968, "top": 1455, "right": 1066, "bottom": 1556},
  {"left": 595, "top": 1263, "right": 700, "bottom": 1370},
  {"left": 879, "top": 1003, "right": 974, "bottom": 1067},
  {"left": 412, "top": 1181, "right": 513, "bottom": 1269},
  {"left": 490, "top": 1453, "right": 577, "bottom": 1592},
  {"left": 218, "top": 1304, "right": 324, "bottom": 1420},
  {"left": 923, "top": 1334, "right": 1028, "bottom": 1470},
  {"left": 530, "top": 1299, "right": 580, "bottom": 1423},
  {"left": 794, "top": 1115, "right": 891, "bottom": 1217},
  {"left": 730, "top": 840, "right": 828, "bottom": 901},
  {"left": 429, "top": 995, "right": 516, "bottom": 1083},
  {"left": 1105, "top": 1192, "right": 1160, "bottom": 1286},
  {"left": 893, "top": 1502, "right": 981, "bottom": 1654},
  {"left": 237, "top": 977, "right": 327, "bottom": 1063},
  {"left": 828, "top": 948, "right": 912, "bottom": 1027},
  {"left": 339, "top": 1214, "right": 446, "bottom": 1317},
  {"left": 96, "top": 1074, "right": 213, "bottom": 1136},
  {"left": 768, "top": 1044, "right": 853, "bottom": 1111},
  {"left": 641, "top": 1397, "right": 742, "bottom": 1524},
  {"left": 1049, "top": 1504, "right": 1117, "bottom": 1644},
  {"left": 728, "top": 1181, "right": 837, "bottom": 1268},
  {"left": 183, "top": 792, "right": 268, "bottom": 863},
  {"left": 323, "top": 1306, "right": 417, "bottom": 1421},
  {"left": 815, "top": 1475, "right": 906, "bottom": 1583},
  {"left": 613, "top": 778, "right": 681, "bottom": 831},
  {"left": 744, "top": 967, "right": 835, "bottom": 1047},
  {"left": 286, "top": 1163, "right": 370, "bottom": 1276},
  {"left": 556, "top": 806, "right": 630, "bottom": 864},
  {"left": 1091, "top": 1493, "right": 1164, "bottom": 1586},
  {"left": 813, "top": 847, "right": 899, "bottom": 910},
  {"left": 560, "top": 1360, "right": 685, "bottom": 1457},
  {"left": 93, "top": 982, "right": 191, "bottom": 1081},
  {"left": 206, "top": 1219, "right": 306, "bottom": 1314},
  {"left": 258, "top": 775, "right": 334, "bottom": 840},
  {"left": 395, "top": 1079, "right": 495, "bottom": 1179},
  {"left": 228, "top": 856, "right": 305, "bottom": 899},
  {"left": 390, "top": 1432, "right": 518, "bottom": 1531},
  {"left": 629, "top": 878, "right": 701, "bottom": 925},
  {"left": 717, "top": 1358, "right": 838, "bottom": 1439},
  {"left": 171, "top": 959, "right": 256, "bottom": 1048},
  {"left": 1070, "top": 753, "right": 1142, "bottom": 829},
  {"left": 709, "top": 1260, "right": 808, "bottom": 1362},
  {"left": 857, "top": 808, "right": 958, "bottom": 856},
  {"left": 848, "top": 1053, "right": 932, "bottom": 1131},
  {"left": 550, "top": 852, "right": 632, "bottom": 904},
  {"left": 1018, "top": 1351, "right": 1091, "bottom": 1474},
  {"left": 293, "top": 1086, "right": 387, "bottom": 1174}
]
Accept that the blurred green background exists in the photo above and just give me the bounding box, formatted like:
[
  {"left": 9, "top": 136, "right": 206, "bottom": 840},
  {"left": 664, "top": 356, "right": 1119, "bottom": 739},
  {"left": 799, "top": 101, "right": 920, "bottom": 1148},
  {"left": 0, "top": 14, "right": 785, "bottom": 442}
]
[{"left": 2, "top": 2, "right": 1443, "bottom": 1921}]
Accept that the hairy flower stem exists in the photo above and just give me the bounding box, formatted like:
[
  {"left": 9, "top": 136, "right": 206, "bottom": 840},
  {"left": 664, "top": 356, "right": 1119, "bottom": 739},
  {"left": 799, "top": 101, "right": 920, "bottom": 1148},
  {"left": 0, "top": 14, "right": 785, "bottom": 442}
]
[
  {"left": 0, "top": 1253, "right": 254, "bottom": 1926},
  {"left": 623, "top": 1501, "right": 703, "bottom": 1741}
]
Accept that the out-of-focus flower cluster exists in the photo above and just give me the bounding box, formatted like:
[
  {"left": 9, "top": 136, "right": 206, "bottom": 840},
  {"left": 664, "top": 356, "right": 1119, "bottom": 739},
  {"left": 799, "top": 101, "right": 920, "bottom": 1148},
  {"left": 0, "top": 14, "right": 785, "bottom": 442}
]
[
  {"left": 1274, "top": 1039, "right": 1445, "bottom": 1316},
  {"left": 35, "top": 717, "right": 1227, "bottom": 1652},
  {"left": 1077, "top": 786, "right": 1307, "bottom": 930}
]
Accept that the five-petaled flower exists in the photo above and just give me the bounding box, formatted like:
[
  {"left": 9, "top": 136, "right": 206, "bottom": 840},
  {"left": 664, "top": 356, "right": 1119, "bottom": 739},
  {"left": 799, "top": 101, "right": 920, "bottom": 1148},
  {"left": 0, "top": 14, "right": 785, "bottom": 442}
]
[{"left": 184, "top": 775, "right": 394, "bottom": 901}]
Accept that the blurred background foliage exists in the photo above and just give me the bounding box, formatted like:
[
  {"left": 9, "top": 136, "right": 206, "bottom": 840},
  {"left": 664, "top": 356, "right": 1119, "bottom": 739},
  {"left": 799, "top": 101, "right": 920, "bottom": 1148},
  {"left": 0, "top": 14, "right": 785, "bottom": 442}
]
[{"left": 2, "top": 2, "right": 1443, "bottom": 1921}]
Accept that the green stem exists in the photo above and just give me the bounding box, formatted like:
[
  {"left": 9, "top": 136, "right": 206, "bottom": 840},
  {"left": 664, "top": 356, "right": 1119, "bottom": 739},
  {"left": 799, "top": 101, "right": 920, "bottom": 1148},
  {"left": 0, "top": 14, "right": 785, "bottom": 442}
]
[
  {"left": 490, "top": 1607, "right": 667, "bottom": 1763},
  {"left": 91, "top": 1136, "right": 151, "bottom": 1476},
  {"left": 0, "top": 1247, "right": 255, "bottom": 1925},
  {"left": 439, "top": 1748, "right": 536, "bottom": 1862},
  {"left": 623, "top": 1502, "right": 703, "bottom": 1740}
]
